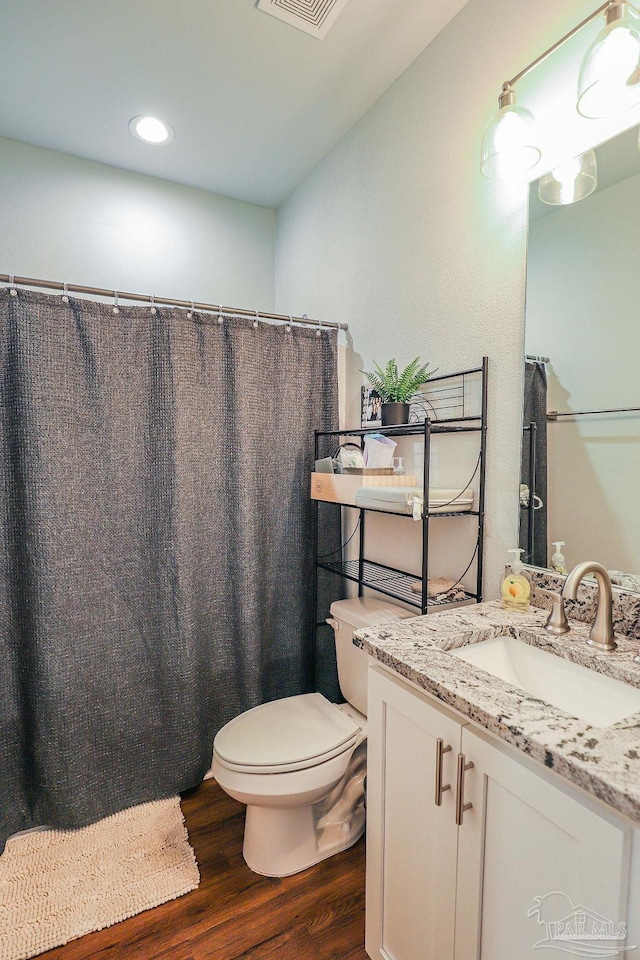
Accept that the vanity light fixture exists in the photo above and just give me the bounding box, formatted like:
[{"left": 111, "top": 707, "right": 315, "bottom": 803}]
[
  {"left": 538, "top": 149, "right": 598, "bottom": 205},
  {"left": 480, "top": 85, "right": 541, "bottom": 179},
  {"left": 577, "top": 2, "right": 640, "bottom": 117},
  {"left": 129, "top": 115, "right": 175, "bottom": 145},
  {"left": 481, "top": 0, "right": 640, "bottom": 180}
]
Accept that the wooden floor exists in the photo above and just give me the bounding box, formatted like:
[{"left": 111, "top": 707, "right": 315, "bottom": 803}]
[{"left": 41, "top": 779, "right": 368, "bottom": 960}]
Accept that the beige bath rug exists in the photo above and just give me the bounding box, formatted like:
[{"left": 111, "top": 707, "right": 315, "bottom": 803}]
[{"left": 0, "top": 797, "right": 200, "bottom": 960}]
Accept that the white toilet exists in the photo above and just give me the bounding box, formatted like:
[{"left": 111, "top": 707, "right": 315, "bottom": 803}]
[{"left": 212, "top": 596, "right": 413, "bottom": 877}]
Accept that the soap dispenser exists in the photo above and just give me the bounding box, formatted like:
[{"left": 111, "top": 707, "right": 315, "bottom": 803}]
[
  {"left": 551, "top": 542, "right": 568, "bottom": 575},
  {"left": 501, "top": 548, "right": 533, "bottom": 612}
]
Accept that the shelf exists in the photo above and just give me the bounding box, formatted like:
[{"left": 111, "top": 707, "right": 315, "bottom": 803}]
[
  {"left": 318, "top": 558, "right": 477, "bottom": 611},
  {"left": 324, "top": 503, "right": 480, "bottom": 518},
  {"left": 312, "top": 358, "right": 487, "bottom": 645},
  {"left": 318, "top": 422, "right": 483, "bottom": 438}
]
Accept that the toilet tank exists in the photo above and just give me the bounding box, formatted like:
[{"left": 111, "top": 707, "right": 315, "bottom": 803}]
[{"left": 328, "top": 597, "right": 414, "bottom": 716}]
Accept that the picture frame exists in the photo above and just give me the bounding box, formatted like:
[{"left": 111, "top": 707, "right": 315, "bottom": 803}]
[{"left": 361, "top": 387, "right": 382, "bottom": 428}]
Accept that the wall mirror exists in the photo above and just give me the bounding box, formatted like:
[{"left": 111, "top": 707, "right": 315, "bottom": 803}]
[{"left": 520, "top": 123, "right": 640, "bottom": 590}]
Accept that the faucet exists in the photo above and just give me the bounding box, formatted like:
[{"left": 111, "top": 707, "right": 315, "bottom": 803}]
[
  {"left": 538, "top": 588, "right": 570, "bottom": 636},
  {"left": 561, "top": 561, "right": 617, "bottom": 652}
]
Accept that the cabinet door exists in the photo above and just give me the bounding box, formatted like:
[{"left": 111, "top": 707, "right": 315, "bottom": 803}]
[
  {"left": 366, "top": 667, "right": 461, "bottom": 960},
  {"left": 455, "top": 725, "right": 632, "bottom": 960}
]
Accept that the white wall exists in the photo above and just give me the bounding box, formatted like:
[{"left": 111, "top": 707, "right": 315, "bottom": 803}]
[
  {"left": 4, "top": 0, "right": 640, "bottom": 596},
  {"left": 527, "top": 172, "right": 640, "bottom": 574},
  {"left": 0, "top": 137, "right": 276, "bottom": 309},
  {"left": 274, "top": 0, "right": 640, "bottom": 595}
]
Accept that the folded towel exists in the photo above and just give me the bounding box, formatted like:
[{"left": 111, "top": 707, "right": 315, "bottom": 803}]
[
  {"left": 354, "top": 486, "right": 423, "bottom": 519},
  {"left": 427, "top": 576, "right": 458, "bottom": 597},
  {"left": 354, "top": 486, "right": 474, "bottom": 517},
  {"left": 411, "top": 577, "right": 466, "bottom": 600}
]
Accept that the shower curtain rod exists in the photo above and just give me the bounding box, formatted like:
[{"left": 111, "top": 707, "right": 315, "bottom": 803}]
[
  {"left": 548, "top": 405, "right": 640, "bottom": 420},
  {"left": 0, "top": 273, "right": 348, "bottom": 332}
]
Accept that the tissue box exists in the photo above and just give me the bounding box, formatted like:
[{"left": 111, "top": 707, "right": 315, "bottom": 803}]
[{"left": 310, "top": 472, "right": 418, "bottom": 506}]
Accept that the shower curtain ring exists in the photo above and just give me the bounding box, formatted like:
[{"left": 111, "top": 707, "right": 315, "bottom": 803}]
[
  {"left": 61, "top": 282, "right": 69, "bottom": 304},
  {"left": 112, "top": 291, "right": 120, "bottom": 315},
  {"left": 150, "top": 294, "right": 157, "bottom": 315},
  {"left": 9, "top": 275, "right": 17, "bottom": 297},
  {"left": 253, "top": 310, "right": 259, "bottom": 329},
  {"left": 286, "top": 315, "right": 293, "bottom": 333},
  {"left": 315, "top": 315, "right": 322, "bottom": 337},
  {"left": 187, "top": 300, "right": 194, "bottom": 319},
  {"left": 217, "top": 305, "right": 224, "bottom": 324}
]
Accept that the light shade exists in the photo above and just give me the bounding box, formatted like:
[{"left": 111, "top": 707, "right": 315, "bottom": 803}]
[
  {"left": 538, "top": 150, "right": 598, "bottom": 205},
  {"left": 577, "top": 2, "right": 640, "bottom": 117},
  {"left": 129, "top": 115, "right": 175, "bottom": 145},
  {"left": 481, "top": 88, "right": 541, "bottom": 180}
]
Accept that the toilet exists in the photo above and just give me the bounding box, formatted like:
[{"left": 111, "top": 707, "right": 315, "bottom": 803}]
[{"left": 212, "top": 596, "right": 413, "bottom": 877}]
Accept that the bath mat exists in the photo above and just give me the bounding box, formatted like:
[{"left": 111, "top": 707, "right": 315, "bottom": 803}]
[{"left": 0, "top": 797, "right": 200, "bottom": 960}]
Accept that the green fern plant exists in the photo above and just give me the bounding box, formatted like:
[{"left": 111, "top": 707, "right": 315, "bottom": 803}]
[{"left": 362, "top": 357, "right": 437, "bottom": 403}]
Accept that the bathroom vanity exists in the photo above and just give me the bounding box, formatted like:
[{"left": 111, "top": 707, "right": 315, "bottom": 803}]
[{"left": 355, "top": 602, "right": 640, "bottom": 960}]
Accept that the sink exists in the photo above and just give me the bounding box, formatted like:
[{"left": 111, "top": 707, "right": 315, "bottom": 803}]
[{"left": 450, "top": 634, "right": 640, "bottom": 727}]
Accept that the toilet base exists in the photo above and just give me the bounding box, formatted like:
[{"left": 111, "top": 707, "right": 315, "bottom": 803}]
[
  {"left": 243, "top": 795, "right": 365, "bottom": 877},
  {"left": 214, "top": 725, "right": 368, "bottom": 878}
]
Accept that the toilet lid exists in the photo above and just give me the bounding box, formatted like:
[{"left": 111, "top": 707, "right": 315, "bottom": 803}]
[{"left": 214, "top": 693, "right": 360, "bottom": 768}]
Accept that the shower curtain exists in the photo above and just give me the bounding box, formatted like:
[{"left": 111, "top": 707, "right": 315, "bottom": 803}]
[
  {"left": 519, "top": 360, "right": 548, "bottom": 567},
  {"left": 0, "top": 288, "right": 340, "bottom": 852}
]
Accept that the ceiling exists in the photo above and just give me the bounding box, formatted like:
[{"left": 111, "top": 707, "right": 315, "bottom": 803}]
[{"left": 0, "top": 0, "right": 469, "bottom": 208}]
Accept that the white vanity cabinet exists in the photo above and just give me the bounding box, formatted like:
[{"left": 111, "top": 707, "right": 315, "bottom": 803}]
[
  {"left": 365, "top": 665, "right": 461, "bottom": 960},
  {"left": 366, "top": 665, "right": 634, "bottom": 960}
]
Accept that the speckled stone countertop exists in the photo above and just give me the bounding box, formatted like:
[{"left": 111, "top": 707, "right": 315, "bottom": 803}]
[{"left": 354, "top": 601, "right": 640, "bottom": 822}]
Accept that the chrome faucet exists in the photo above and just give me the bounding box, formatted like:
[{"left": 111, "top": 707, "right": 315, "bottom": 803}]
[{"left": 561, "top": 561, "right": 617, "bottom": 652}]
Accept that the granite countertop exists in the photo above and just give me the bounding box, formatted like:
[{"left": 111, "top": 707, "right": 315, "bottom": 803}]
[{"left": 354, "top": 601, "right": 640, "bottom": 822}]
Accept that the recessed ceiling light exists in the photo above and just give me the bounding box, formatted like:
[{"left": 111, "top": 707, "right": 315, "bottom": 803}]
[{"left": 129, "top": 115, "right": 174, "bottom": 145}]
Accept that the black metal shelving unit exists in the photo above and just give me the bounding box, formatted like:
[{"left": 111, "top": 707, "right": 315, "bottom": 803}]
[{"left": 312, "top": 358, "right": 488, "bottom": 638}]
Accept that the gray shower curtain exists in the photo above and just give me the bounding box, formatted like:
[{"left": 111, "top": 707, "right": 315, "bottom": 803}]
[{"left": 0, "top": 288, "right": 340, "bottom": 852}]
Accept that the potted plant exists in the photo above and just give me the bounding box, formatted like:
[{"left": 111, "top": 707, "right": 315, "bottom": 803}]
[{"left": 362, "top": 357, "right": 437, "bottom": 426}]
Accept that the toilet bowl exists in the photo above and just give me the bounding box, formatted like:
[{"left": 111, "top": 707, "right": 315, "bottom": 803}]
[{"left": 212, "top": 597, "right": 413, "bottom": 877}]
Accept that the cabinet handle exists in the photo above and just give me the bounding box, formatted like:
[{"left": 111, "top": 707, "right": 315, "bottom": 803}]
[
  {"left": 455, "top": 753, "right": 474, "bottom": 826},
  {"left": 435, "top": 738, "right": 452, "bottom": 806}
]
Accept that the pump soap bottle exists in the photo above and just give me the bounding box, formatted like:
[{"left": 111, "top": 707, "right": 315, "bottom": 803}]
[
  {"left": 501, "top": 548, "right": 533, "bottom": 612},
  {"left": 551, "top": 542, "right": 568, "bottom": 575}
]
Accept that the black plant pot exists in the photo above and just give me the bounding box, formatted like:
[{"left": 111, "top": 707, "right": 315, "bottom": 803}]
[{"left": 381, "top": 402, "right": 410, "bottom": 426}]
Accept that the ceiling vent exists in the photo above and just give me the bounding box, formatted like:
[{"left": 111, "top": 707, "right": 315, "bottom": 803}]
[{"left": 257, "top": 0, "right": 350, "bottom": 39}]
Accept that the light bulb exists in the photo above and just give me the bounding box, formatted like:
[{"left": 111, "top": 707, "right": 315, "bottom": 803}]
[
  {"left": 577, "top": 3, "right": 640, "bottom": 118},
  {"left": 481, "top": 88, "right": 541, "bottom": 180},
  {"left": 538, "top": 150, "right": 597, "bottom": 206},
  {"left": 129, "top": 115, "right": 175, "bottom": 145}
]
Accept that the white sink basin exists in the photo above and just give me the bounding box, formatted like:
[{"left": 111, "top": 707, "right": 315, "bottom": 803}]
[{"left": 450, "top": 634, "right": 640, "bottom": 728}]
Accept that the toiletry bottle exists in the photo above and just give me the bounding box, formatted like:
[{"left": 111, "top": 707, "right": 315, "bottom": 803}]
[
  {"left": 501, "top": 548, "right": 532, "bottom": 612},
  {"left": 551, "top": 541, "right": 568, "bottom": 575}
]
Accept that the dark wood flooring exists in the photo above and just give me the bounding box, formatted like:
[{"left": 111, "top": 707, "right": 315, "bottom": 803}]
[{"left": 41, "top": 779, "right": 368, "bottom": 960}]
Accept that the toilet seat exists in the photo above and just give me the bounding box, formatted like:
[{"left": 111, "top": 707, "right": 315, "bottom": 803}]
[{"left": 213, "top": 693, "right": 361, "bottom": 775}]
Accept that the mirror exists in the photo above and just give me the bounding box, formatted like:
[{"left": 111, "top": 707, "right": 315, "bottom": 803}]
[{"left": 521, "top": 124, "right": 640, "bottom": 588}]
